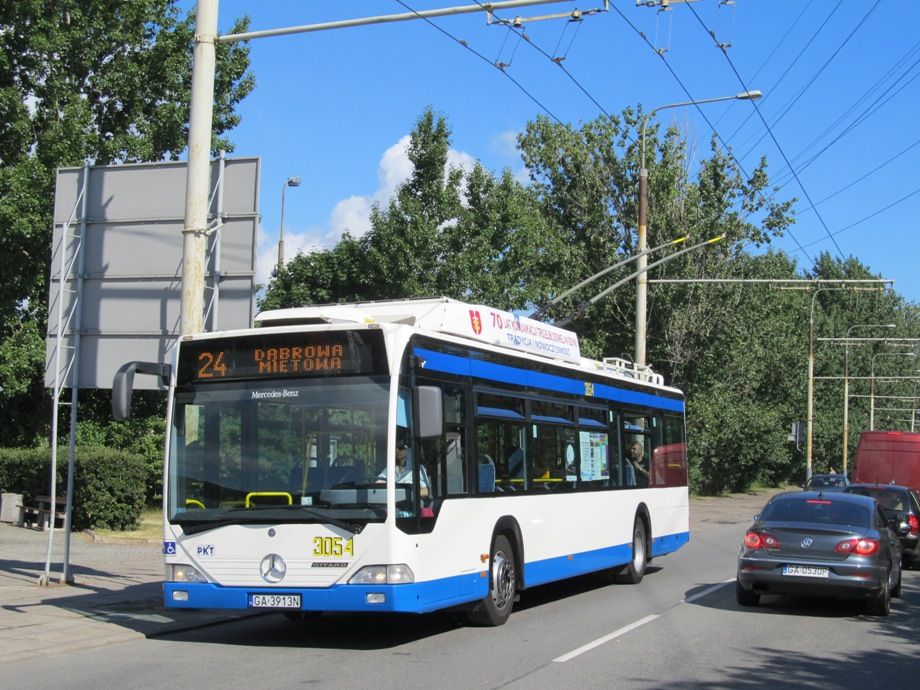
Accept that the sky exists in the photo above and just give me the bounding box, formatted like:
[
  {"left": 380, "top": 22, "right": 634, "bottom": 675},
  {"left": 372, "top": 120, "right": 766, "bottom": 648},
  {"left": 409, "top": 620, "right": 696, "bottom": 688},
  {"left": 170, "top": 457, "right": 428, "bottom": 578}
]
[{"left": 200, "top": 1, "right": 919, "bottom": 303}]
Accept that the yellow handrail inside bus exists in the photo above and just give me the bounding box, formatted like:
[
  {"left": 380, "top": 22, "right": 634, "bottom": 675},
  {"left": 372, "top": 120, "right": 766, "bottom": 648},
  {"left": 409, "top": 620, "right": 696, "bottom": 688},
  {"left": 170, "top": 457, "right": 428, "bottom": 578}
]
[
  {"left": 245, "top": 492, "right": 293, "bottom": 508},
  {"left": 185, "top": 498, "right": 206, "bottom": 509}
]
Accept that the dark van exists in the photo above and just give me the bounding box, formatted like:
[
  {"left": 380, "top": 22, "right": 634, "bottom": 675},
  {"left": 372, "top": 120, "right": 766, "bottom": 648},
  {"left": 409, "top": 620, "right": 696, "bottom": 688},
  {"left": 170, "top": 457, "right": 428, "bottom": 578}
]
[{"left": 852, "top": 431, "right": 920, "bottom": 492}]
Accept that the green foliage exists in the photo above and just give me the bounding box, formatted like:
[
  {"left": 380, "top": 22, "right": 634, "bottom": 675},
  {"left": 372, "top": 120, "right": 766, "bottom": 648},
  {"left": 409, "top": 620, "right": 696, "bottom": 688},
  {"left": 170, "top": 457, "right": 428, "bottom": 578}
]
[
  {"left": 0, "top": 446, "right": 146, "bottom": 530},
  {"left": 0, "top": 0, "right": 254, "bottom": 446}
]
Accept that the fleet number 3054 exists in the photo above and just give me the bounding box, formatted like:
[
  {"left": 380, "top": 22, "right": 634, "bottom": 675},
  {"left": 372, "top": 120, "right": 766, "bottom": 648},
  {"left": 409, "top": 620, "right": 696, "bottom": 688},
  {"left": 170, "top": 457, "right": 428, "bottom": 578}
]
[{"left": 313, "top": 536, "right": 354, "bottom": 557}]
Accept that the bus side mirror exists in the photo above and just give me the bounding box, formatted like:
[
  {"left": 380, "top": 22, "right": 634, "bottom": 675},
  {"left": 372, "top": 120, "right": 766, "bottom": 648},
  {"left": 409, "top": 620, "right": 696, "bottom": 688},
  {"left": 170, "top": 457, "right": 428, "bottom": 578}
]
[
  {"left": 112, "top": 361, "right": 171, "bottom": 421},
  {"left": 414, "top": 385, "right": 443, "bottom": 439}
]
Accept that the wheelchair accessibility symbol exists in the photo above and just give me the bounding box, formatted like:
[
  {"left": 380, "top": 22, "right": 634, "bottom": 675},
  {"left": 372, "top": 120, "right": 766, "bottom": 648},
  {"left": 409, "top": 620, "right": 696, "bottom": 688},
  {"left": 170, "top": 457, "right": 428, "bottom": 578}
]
[{"left": 163, "top": 541, "right": 177, "bottom": 555}]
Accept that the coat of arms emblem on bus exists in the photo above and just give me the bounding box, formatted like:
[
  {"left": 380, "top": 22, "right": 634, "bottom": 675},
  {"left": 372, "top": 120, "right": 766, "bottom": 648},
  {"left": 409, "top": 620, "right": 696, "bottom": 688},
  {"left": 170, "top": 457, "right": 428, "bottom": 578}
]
[{"left": 469, "top": 309, "right": 483, "bottom": 335}]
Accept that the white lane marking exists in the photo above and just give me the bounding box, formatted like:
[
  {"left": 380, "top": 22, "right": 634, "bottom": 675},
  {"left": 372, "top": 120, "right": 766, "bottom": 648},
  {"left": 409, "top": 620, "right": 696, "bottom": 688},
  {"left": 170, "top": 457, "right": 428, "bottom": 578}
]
[
  {"left": 554, "top": 578, "right": 734, "bottom": 663},
  {"left": 553, "top": 614, "right": 659, "bottom": 663},
  {"left": 683, "top": 578, "right": 734, "bottom": 604}
]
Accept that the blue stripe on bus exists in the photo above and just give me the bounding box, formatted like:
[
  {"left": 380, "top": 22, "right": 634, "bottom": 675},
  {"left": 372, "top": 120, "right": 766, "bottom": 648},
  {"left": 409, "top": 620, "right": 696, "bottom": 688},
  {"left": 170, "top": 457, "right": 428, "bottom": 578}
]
[
  {"left": 651, "top": 530, "right": 690, "bottom": 557},
  {"left": 415, "top": 347, "right": 684, "bottom": 413},
  {"left": 522, "top": 530, "right": 689, "bottom": 587},
  {"left": 163, "top": 531, "right": 689, "bottom": 614},
  {"left": 524, "top": 542, "right": 634, "bottom": 587}
]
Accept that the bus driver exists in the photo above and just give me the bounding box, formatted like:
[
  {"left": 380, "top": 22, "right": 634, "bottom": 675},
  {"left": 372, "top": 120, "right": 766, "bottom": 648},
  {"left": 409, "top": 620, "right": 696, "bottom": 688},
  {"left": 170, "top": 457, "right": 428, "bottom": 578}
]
[{"left": 378, "top": 436, "right": 430, "bottom": 498}]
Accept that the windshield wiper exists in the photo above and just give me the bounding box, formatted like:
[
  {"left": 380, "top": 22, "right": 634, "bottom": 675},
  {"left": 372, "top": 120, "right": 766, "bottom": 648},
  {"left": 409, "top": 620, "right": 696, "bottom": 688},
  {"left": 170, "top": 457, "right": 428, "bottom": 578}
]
[
  {"left": 174, "top": 506, "right": 367, "bottom": 536},
  {"left": 295, "top": 506, "right": 364, "bottom": 534},
  {"left": 176, "top": 515, "right": 270, "bottom": 535}
]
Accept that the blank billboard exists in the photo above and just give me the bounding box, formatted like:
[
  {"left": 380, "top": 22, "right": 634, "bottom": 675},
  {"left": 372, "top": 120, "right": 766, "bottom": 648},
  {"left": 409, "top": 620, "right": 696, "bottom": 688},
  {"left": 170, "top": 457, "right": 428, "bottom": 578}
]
[{"left": 45, "top": 157, "right": 260, "bottom": 390}]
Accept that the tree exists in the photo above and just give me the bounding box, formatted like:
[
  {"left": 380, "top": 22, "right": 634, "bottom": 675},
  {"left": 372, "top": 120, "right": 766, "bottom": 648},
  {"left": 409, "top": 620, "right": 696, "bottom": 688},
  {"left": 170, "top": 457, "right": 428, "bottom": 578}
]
[
  {"left": 261, "top": 108, "right": 567, "bottom": 312},
  {"left": 517, "top": 113, "right": 795, "bottom": 363},
  {"left": 0, "top": 1, "right": 254, "bottom": 446}
]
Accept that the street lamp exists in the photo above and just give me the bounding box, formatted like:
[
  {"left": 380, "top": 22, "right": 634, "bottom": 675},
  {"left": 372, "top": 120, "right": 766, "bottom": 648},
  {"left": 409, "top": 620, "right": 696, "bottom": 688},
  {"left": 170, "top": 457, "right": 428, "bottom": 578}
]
[
  {"left": 842, "top": 323, "right": 895, "bottom": 475},
  {"left": 278, "top": 176, "right": 301, "bottom": 272},
  {"left": 635, "top": 90, "right": 762, "bottom": 367},
  {"left": 871, "top": 351, "right": 916, "bottom": 430}
]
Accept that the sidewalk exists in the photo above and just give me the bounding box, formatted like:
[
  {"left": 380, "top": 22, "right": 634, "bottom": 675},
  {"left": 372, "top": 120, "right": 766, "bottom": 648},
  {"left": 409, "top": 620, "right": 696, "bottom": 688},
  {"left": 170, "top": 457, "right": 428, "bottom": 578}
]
[
  {"left": 0, "top": 488, "right": 786, "bottom": 664},
  {"left": 0, "top": 522, "right": 262, "bottom": 665}
]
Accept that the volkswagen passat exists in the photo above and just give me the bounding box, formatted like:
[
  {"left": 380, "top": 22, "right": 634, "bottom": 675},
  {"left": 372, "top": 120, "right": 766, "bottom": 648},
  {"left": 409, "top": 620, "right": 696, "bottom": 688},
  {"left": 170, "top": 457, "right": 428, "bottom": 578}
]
[{"left": 736, "top": 491, "right": 903, "bottom": 615}]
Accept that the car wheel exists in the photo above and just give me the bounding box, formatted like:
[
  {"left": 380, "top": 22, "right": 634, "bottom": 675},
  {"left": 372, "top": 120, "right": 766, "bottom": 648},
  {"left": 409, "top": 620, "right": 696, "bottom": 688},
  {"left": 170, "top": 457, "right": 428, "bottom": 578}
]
[
  {"left": 617, "top": 518, "right": 648, "bottom": 585},
  {"left": 868, "top": 574, "right": 891, "bottom": 616},
  {"left": 466, "top": 534, "right": 517, "bottom": 626},
  {"left": 891, "top": 567, "right": 902, "bottom": 599},
  {"left": 735, "top": 578, "right": 760, "bottom": 607}
]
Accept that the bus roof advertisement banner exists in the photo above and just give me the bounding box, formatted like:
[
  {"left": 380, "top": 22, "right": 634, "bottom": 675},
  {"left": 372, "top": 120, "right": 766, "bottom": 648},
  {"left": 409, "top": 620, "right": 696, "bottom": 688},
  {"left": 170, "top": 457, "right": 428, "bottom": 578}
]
[{"left": 431, "top": 303, "right": 581, "bottom": 363}]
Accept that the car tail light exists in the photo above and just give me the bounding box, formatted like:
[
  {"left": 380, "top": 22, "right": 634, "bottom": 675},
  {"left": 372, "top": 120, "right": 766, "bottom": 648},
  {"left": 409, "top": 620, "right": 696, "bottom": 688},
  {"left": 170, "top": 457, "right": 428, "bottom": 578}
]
[
  {"left": 744, "top": 531, "right": 780, "bottom": 550},
  {"left": 834, "top": 538, "right": 880, "bottom": 556},
  {"left": 909, "top": 514, "right": 919, "bottom": 535}
]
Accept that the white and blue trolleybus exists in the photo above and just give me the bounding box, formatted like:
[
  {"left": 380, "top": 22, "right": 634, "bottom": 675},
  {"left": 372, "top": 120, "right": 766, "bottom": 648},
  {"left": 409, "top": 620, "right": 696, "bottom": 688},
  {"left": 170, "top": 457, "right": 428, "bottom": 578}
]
[{"left": 113, "top": 298, "right": 688, "bottom": 626}]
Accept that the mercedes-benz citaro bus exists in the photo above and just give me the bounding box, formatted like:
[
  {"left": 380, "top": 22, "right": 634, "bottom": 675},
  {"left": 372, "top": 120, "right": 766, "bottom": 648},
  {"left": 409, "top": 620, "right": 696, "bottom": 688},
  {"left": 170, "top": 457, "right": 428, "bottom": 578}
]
[{"left": 112, "top": 298, "right": 688, "bottom": 626}]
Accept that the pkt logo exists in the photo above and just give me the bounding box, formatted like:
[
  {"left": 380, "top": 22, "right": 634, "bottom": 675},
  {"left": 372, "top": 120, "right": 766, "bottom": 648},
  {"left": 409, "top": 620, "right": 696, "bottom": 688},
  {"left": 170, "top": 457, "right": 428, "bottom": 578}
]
[
  {"left": 469, "top": 310, "right": 483, "bottom": 335},
  {"left": 197, "top": 544, "right": 215, "bottom": 556}
]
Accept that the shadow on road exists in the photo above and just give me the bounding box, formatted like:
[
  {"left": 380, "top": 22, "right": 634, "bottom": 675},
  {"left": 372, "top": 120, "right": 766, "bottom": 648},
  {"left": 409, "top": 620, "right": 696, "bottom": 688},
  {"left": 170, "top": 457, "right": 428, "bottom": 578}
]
[{"left": 674, "top": 570, "right": 920, "bottom": 688}]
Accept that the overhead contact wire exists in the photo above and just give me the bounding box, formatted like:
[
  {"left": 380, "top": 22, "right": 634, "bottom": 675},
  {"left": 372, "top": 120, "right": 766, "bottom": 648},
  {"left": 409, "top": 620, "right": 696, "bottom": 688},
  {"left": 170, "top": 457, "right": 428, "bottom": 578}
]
[{"left": 686, "top": 2, "right": 845, "bottom": 261}]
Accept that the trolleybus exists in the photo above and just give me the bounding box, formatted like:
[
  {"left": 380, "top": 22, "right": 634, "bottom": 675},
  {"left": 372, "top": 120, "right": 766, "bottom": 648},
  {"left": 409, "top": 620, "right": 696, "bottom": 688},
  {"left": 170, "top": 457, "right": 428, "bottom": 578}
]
[{"left": 113, "top": 298, "right": 688, "bottom": 626}]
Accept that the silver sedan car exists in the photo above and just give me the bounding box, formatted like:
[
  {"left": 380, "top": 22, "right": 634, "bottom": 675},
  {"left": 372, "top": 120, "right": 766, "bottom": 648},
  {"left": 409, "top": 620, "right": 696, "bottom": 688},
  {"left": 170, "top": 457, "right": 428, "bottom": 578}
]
[{"left": 736, "top": 491, "right": 903, "bottom": 615}]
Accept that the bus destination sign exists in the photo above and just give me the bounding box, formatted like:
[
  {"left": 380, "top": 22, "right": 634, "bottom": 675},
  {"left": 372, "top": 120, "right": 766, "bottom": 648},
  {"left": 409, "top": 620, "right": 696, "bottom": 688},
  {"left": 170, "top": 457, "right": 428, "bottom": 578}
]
[{"left": 178, "top": 331, "right": 387, "bottom": 384}]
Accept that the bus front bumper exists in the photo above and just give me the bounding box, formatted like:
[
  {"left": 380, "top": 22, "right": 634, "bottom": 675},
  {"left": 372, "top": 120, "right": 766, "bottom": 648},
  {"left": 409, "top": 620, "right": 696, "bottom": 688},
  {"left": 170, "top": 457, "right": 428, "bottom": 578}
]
[{"left": 163, "top": 577, "right": 488, "bottom": 614}]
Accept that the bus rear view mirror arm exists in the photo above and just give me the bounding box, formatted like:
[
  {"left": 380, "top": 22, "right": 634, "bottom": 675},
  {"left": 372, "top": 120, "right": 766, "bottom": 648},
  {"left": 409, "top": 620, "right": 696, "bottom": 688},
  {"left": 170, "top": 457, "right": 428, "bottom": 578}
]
[{"left": 112, "top": 361, "right": 171, "bottom": 421}]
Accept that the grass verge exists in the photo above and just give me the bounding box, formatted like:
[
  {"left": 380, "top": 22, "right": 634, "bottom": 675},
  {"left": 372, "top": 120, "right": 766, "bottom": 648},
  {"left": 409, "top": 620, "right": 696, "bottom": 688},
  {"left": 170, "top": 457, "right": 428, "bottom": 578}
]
[{"left": 91, "top": 507, "right": 162, "bottom": 543}]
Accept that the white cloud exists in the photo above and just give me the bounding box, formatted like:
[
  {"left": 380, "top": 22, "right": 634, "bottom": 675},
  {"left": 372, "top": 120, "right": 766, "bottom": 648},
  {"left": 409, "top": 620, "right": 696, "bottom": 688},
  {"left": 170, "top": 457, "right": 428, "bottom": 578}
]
[
  {"left": 492, "top": 130, "right": 520, "bottom": 161},
  {"left": 256, "top": 134, "right": 481, "bottom": 285},
  {"left": 492, "top": 129, "right": 529, "bottom": 184}
]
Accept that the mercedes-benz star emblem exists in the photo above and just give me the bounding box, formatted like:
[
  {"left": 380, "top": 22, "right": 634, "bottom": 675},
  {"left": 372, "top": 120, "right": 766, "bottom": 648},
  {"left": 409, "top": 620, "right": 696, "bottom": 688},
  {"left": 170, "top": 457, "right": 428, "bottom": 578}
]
[
  {"left": 801, "top": 537, "right": 814, "bottom": 549},
  {"left": 260, "top": 553, "right": 287, "bottom": 583}
]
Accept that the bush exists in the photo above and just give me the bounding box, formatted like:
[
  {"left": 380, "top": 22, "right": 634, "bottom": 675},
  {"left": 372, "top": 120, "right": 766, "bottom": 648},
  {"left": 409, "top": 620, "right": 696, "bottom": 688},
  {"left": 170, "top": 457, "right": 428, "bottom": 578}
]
[
  {"left": 75, "top": 412, "right": 166, "bottom": 505},
  {"left": 0, "top": 446, "right": 146, "bottom": 530}
]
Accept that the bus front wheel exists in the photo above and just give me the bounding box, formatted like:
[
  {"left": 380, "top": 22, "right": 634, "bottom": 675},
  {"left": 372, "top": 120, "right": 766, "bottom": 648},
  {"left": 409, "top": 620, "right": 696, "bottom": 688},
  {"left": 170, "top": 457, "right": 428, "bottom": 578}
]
[
  {"left": 466, "top": 534, "right": 517, "bottom": 626},
  {"left": 617, "top": 518, "right": 648, "bottom": 585}
]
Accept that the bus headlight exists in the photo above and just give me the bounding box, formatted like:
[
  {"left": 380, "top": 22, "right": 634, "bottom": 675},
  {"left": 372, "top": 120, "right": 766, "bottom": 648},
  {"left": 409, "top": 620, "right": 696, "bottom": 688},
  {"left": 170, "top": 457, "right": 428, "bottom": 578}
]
[
  {"left": 169, "top": 564, "right": 207, "bottom": 583},
  {"left": 349, "top": 564, "right": 414, "bottom": 585}
]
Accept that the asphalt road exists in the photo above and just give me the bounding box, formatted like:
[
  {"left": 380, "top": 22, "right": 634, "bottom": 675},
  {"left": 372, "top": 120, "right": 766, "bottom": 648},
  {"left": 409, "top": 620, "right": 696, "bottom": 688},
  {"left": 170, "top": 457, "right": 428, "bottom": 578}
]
[{"left": 7, "top": 495, "right": 920, "bottom": 689}]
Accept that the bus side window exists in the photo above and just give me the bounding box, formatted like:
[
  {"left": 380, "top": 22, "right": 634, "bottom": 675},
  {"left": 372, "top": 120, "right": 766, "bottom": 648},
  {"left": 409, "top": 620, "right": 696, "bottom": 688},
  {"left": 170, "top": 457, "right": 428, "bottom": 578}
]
[
  {"left": 579, "top": 406, "right": 611, "bottom": 490},
  {"left": 623, "top": 414, "right": 651, "bottom": 488},
  {"left": 444, "top": 387, "right": 467, "bottom": 496},
  {"left": 656, "top": 414, "right": 687, "bottom": 487}
]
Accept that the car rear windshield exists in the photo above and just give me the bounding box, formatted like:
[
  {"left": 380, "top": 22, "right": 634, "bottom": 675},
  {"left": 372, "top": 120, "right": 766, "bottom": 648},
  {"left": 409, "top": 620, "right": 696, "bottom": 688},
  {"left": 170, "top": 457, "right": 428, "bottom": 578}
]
[
  {"left": 808, "top": 475, "right": 846, "bottom": 488},
  {"left": 761, "top": 498, "right": 869, "bottom": 527},
  {"left": 847, "top": 487, "right": 910, "bottom": 512}
]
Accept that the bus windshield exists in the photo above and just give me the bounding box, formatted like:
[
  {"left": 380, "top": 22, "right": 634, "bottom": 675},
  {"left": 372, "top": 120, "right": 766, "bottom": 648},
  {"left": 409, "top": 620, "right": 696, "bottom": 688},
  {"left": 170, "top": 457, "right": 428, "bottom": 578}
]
[{"left": 168, "top": 376, "right": 390, "bottom": 532}]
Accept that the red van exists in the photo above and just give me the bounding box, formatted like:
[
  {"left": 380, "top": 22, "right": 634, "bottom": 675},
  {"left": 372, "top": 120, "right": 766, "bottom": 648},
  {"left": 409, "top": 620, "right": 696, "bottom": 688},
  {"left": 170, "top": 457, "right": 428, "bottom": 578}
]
[{"left": 852, "top": 431, "right": 920, "bottom": 492}]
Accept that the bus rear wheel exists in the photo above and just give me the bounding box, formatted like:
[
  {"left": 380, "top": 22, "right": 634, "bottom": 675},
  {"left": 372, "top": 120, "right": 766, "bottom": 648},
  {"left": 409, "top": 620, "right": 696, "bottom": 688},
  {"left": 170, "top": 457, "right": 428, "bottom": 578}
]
[
  {"left": 466, "top": 534, "right": 516, "bottom": 626},
  {"left": 617, "top": 518, "right": 648, "bottom": 585}
]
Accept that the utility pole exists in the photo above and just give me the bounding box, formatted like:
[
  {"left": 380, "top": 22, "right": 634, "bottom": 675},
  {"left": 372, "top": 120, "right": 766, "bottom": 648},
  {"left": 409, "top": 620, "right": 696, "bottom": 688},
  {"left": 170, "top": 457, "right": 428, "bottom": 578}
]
[
  {"left": 181, "top": 0, "right": 218, "bottom": 336},
  {"left": 180, "top": 0, "right": 575, "bottom": 336}
]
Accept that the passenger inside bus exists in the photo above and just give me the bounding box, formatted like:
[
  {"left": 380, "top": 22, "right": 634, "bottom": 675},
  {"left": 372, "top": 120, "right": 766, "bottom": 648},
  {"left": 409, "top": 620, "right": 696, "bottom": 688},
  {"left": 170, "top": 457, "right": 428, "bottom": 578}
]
[
  {"left": 506, "top": 442, "right": 525, "bottom": 478},
  {"left": 626, "top": 441, "right": 650, "bottom": 487}
]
